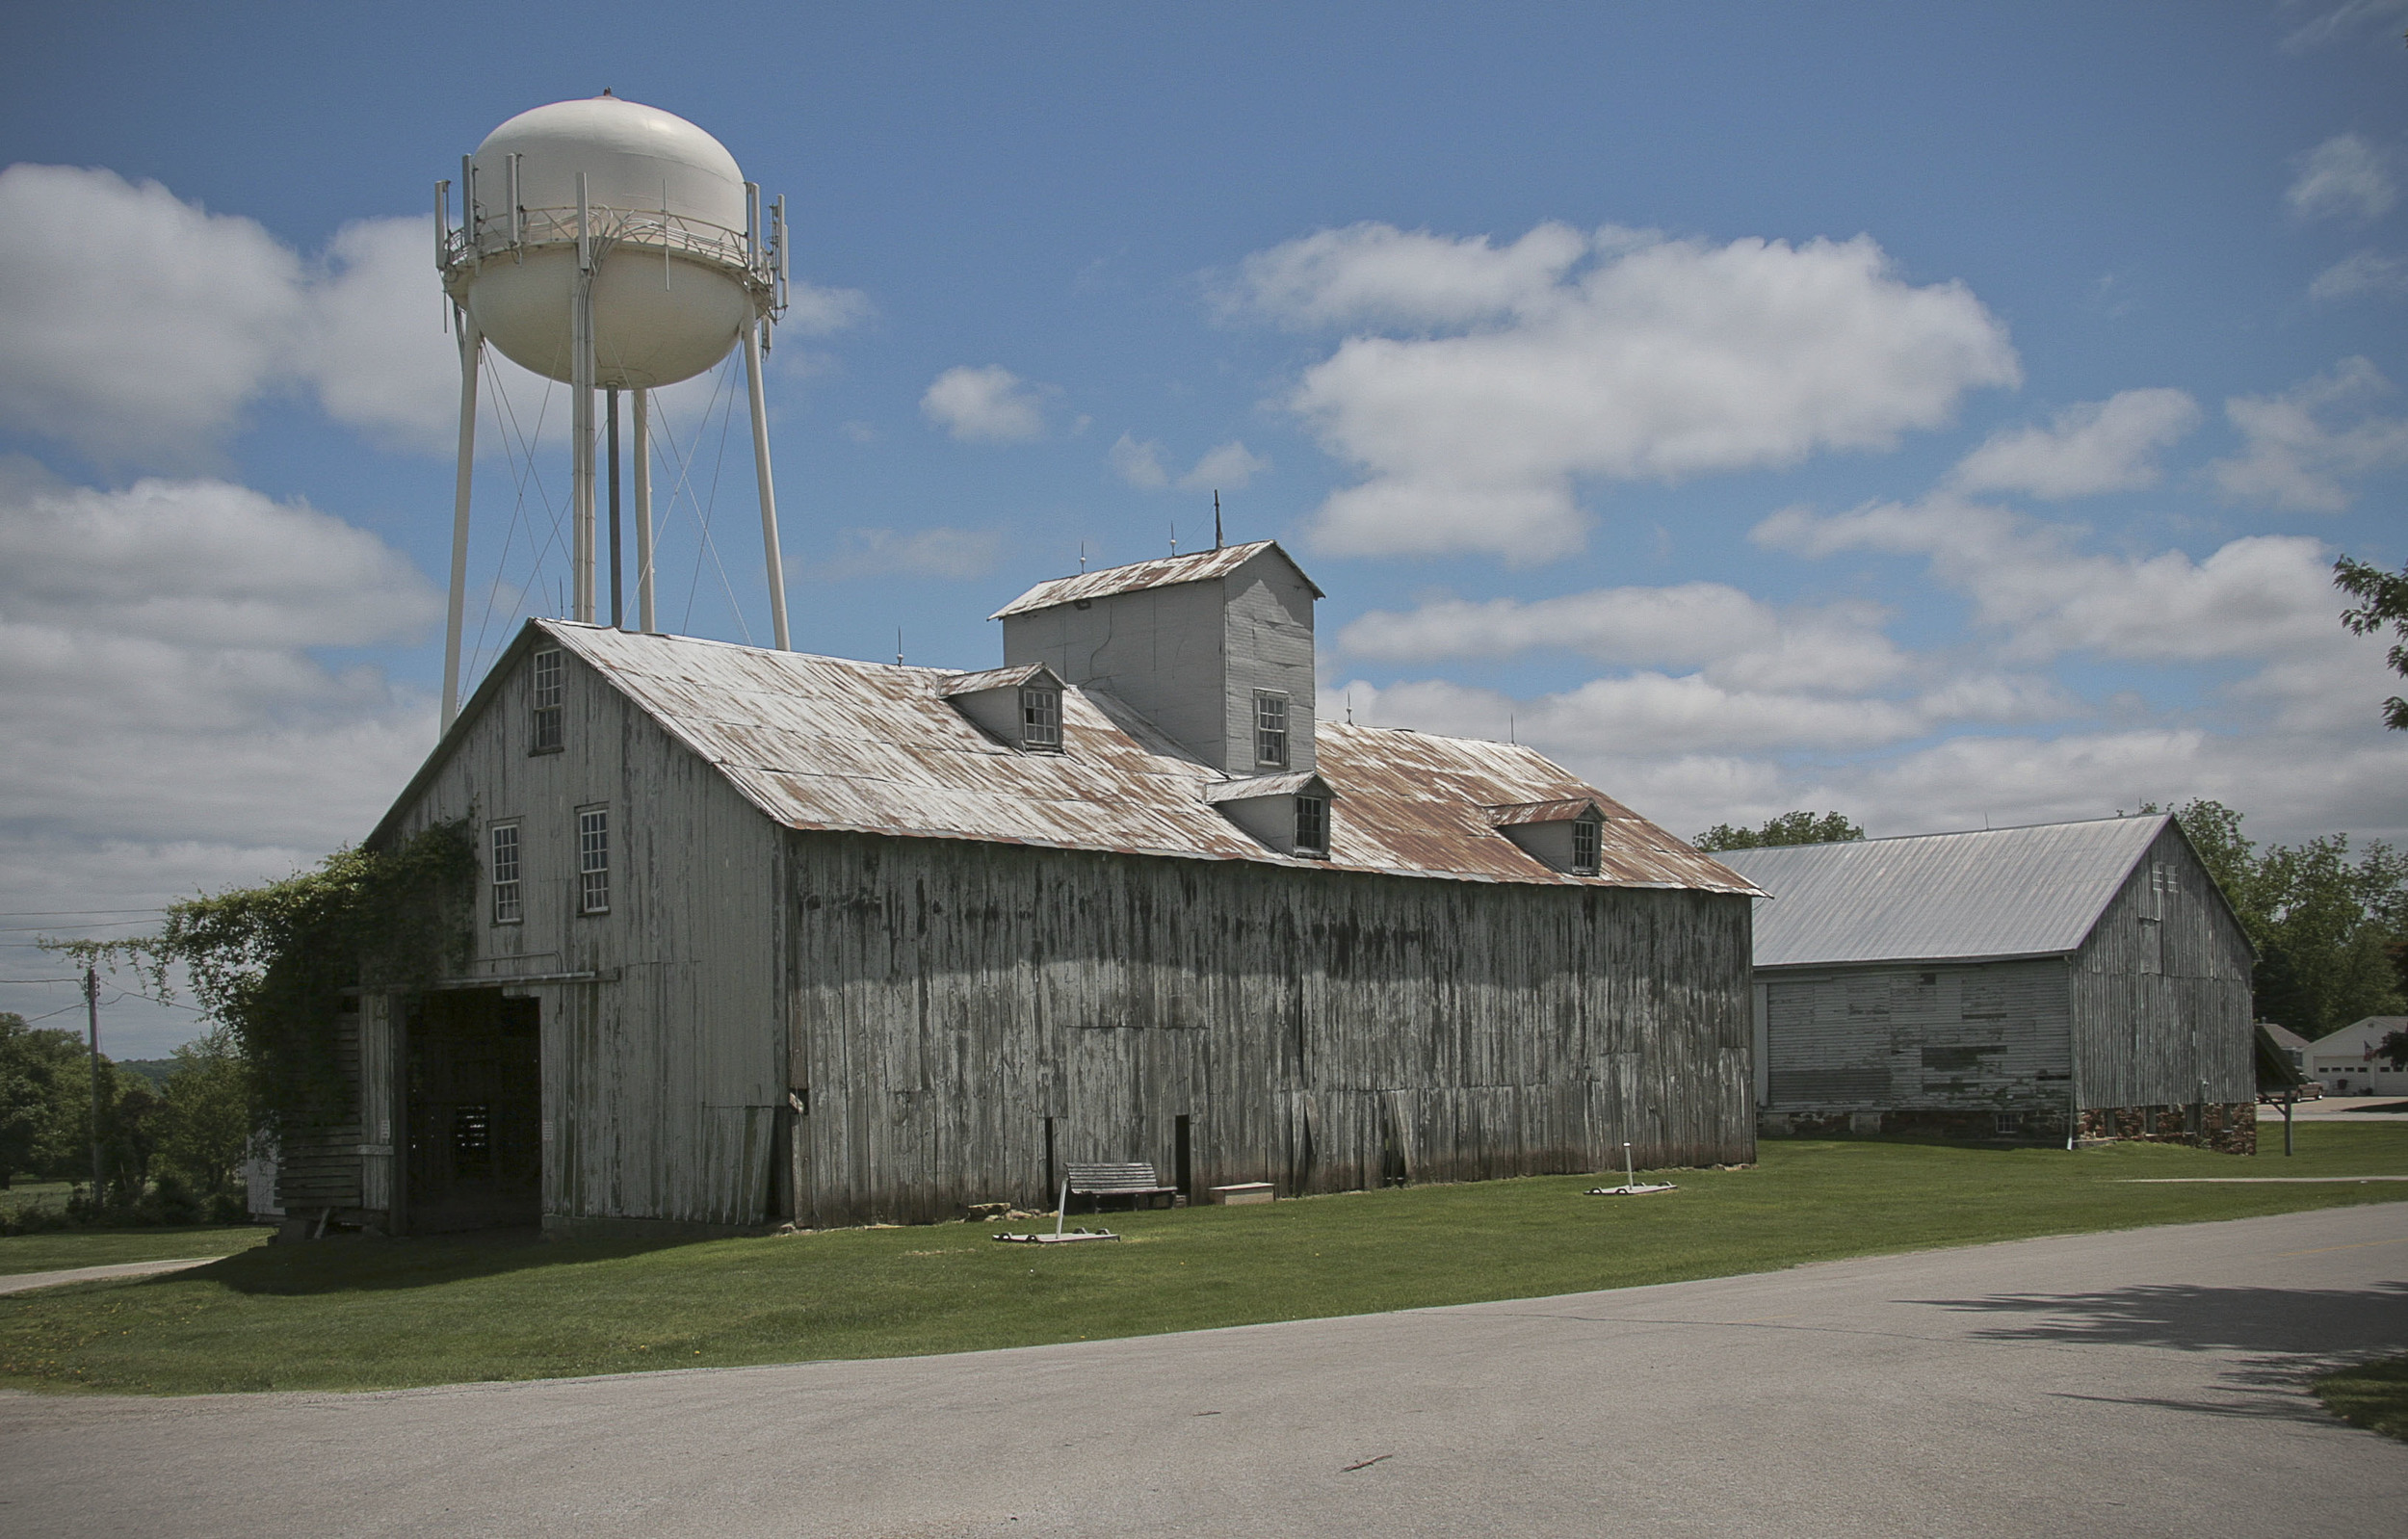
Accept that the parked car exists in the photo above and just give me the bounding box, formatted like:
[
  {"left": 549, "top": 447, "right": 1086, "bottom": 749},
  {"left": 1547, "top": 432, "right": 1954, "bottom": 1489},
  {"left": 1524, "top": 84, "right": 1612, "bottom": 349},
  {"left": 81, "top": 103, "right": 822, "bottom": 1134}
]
[{"left": 2260, "top": 1082, "right": 2325, "bottom": 1104}]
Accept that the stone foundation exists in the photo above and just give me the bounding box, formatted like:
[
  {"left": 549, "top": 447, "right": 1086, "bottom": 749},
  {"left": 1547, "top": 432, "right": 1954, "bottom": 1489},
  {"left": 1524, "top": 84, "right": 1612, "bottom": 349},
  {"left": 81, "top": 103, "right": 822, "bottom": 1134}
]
[
  {"left": 2077, "top": 1101, "right": 2256, "bottom": 1155},
  {"left": 1761, "top": 1107, "right": 2070, "bottom": 1144}
]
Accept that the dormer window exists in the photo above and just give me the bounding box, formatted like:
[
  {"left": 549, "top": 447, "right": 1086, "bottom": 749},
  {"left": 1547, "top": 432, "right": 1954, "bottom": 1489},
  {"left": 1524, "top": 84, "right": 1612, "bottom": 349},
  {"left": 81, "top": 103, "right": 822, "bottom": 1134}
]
[
  {"left": 1207, "top": 771, "right": 1338, "bottom": 858},
  {"left": 530, "top": 648, "right": 563, "bottom": 754},
  {"left": 1020, "top": 685, "right": 1061, "bottom": 751},
  {"left": 1254, "top": 691, "right": 1289, "bottom": 768},
  {"left": 1488, "top": 798, "right": 1608, "bottom": 876},
  {"left": 942, "top": 664, "right": 1070, "bottom": 755},
  {"left": 1295, "top": 794, "right": 1328, "bottom": 856}
]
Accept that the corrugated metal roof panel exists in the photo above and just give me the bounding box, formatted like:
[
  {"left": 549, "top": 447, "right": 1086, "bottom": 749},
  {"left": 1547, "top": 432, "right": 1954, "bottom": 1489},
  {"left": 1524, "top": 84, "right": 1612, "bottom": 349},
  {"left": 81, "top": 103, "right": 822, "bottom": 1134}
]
[
  {"left": 1487, "top": 798, "right": 1603, "bottom": 826},
  {"left": 1204, "top": 771, "right": 1331, "bottom": 803},
  {"left": 939, "top": 663, "right": 1057, "bottom": 696},
  {"left": 988, "top": 540, "right": 1323, "bottom": 618},
  {"left": 539, "top": 621, "right": 1757, "bottom": 894},
  {"left": 1715, "top": 817, "right": 2169, "bottom": 967}
]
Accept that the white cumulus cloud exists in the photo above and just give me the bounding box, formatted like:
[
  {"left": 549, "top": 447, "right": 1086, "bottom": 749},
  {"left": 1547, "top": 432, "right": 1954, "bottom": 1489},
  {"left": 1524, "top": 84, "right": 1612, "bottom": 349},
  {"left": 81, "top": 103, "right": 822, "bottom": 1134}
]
[
  {"left": 2309, "top": 249, "right": 2408, "bottom": 301},
  {"left": 923, "top": 365, "right": 1049, "bottom": 443},
  {"left": 1181, "top": 440, "right": 1269, "bottom": 491},
  {"left": 2286, "top": 134, "right": 2397, "bottom": 222},
  {"left": 1947, "top": 388, "right": 2201, "bottom": 500},
  {"left": 1233, "top": 222, "right": 2019, "bottom": 561},
  {"left": 803, "top": 526, "right": 1002, "bottom": 582},
  {"left": 1109, "top": 433, "right": 1169, "bottom": 488},
  {"left": 0, "top": 164, "right": 870, "bottom": 465},
  {"left": 2211, "top": 357, "right": 2408, "bottom": 512}
]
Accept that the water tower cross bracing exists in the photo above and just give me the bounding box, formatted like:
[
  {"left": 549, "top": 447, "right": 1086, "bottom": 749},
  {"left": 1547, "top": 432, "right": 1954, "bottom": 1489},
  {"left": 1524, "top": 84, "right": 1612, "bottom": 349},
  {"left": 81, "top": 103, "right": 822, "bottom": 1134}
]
[{"left": 435, "top": 92, "right": 794, "bottom": 732}]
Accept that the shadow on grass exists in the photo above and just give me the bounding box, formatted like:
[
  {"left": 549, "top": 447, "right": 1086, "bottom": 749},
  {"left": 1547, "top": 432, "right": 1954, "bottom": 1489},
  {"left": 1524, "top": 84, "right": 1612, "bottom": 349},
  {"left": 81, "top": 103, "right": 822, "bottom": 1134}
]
[
  {"left": 182, "top": 1228, "right": 705, "bottom": 1296},
  {"left": 1910, "top": 1280, "right": 2408, "bottom": 1427}
]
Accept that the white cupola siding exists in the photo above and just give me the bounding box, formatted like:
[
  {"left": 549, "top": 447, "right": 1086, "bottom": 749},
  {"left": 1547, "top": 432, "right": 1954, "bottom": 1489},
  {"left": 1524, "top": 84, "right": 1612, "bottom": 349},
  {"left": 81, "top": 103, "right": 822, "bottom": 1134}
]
[{"left": 994, "top": 541, "right": 1322, "bottom": 776}]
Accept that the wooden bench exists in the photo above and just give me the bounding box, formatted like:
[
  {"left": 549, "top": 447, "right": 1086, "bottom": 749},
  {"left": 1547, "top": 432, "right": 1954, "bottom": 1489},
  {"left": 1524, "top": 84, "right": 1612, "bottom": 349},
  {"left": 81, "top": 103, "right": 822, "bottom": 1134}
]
[{"left": 1063, "top": 1161, "right": 1179, "bottom": 1213}]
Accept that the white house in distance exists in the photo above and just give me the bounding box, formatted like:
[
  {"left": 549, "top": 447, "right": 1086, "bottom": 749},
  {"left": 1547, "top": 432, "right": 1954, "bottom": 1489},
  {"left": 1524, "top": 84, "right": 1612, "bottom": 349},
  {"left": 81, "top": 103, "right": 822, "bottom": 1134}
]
[{"left": 2306, "top": 1017, "right": 2408, "bottom": 1098}]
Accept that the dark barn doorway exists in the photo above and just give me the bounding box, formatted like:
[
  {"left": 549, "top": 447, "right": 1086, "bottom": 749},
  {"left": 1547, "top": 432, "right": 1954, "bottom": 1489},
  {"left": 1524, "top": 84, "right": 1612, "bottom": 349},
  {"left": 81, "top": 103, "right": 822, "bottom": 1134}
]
[{"left": 406, "top": 991, "right": 540, "bottom": 1232}]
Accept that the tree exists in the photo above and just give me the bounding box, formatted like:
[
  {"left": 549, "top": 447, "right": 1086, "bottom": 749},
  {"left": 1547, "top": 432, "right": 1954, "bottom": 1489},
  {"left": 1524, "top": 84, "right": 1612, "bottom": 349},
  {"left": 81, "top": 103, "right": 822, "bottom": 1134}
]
[
  {"left": 152, "top": 1027, "right": 251, "bottom": 1198},
  {"left": 2167, "top": 798, "right": 2407, "bottom": 1037},
  {"left": 1693, "top": 810, "right": 1868, "bottom": 851},
  {"left": 0, "top": 1013, "right": 92, "bottom": 1188},
  {"left": 2335, "top": 554, "right": 2408, "bottom": 731},
  {"left": 2380, "top": 1028, "right": 2408, "bottom": 1074}
]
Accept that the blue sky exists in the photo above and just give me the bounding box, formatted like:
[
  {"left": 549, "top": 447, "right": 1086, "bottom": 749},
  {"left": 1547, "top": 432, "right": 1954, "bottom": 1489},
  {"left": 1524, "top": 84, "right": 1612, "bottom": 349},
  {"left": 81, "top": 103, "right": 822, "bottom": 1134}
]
[{"left": 4, "top": 3, "right": 2405, "bottom": 1051}]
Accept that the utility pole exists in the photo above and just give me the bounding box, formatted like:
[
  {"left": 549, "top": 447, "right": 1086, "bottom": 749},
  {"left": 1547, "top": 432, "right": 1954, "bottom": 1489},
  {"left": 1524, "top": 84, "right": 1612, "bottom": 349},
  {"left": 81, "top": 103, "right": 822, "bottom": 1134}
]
[{"left": 84, "top": 966, "right": 104, "bottom": 1198}]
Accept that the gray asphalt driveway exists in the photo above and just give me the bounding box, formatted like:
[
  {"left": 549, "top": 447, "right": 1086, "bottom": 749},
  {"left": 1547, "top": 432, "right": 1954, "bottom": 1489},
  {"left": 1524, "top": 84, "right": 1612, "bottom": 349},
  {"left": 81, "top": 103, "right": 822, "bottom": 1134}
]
[{"left": 3, "top": 1205, "right": 2403, "bottom": 1537}]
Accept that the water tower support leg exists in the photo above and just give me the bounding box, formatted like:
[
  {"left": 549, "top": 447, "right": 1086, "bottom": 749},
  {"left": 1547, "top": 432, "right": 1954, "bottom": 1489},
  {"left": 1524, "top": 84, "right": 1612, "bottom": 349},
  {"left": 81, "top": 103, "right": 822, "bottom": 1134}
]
[
  {"left": 633, "top": 388, "right": 655, "bottom": 635},
  {"left": 745, "top": 319, "right": 792, "bottom": 651},
  {"left": 571, "top": 279, "right": 596, "bottom": 624},
  {"left": 442, "top": 320, "right": 482, "bottom": 736}
]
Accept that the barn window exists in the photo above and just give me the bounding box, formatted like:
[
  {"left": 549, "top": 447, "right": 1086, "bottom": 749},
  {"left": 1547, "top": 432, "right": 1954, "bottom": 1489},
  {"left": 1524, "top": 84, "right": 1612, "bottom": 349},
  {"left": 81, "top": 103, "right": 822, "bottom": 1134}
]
[
  {"left": 531, "top": 649, "right": 564, "bottom": 754},
  {"left": 1255, "top": 691, "right": 1289, "bottom": 768},
  {"left": 1571, "top": 816, "right": 1601, "bottom": 875},
  {"left": 576, "top": 804, "right": 610, "bottom": 915},
  {"left": 1995, "top": 1111, "right": 2023, "bottom": 1135},
  {"left": 489, "top": 822, "right": 522, "bottom": 925},
  {"left": 1020, "top": 684, "right": 1061, "bottom": 751},
  {"left": 1294, "top": 794, "right": 1328, "bottom": 856}
]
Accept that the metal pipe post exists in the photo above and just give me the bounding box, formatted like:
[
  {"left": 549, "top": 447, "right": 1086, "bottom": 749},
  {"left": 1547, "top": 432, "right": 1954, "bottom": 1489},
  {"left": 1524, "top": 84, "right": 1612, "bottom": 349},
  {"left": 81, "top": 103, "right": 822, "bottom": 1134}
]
[
  {"left": 633, "top": 388, "right": 656, "bottom": 634},
  {"left": 607, "top": 386, "right": 623, "bottom": 629},
  {"left": 744, "top": 317, "right": 791, "bottom": 650},
  {"left": 442, "top": 317, "right": 482, "bottom": 733},
  {"left": 571, "top": 172, "right": 596, "bottom": 623}
]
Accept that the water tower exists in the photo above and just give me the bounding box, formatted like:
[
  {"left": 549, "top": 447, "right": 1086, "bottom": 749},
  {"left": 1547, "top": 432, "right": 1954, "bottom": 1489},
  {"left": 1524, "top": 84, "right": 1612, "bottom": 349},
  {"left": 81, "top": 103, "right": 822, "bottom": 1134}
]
[{"left": 434, "top": 92, "right": 794, "bottom": 730}]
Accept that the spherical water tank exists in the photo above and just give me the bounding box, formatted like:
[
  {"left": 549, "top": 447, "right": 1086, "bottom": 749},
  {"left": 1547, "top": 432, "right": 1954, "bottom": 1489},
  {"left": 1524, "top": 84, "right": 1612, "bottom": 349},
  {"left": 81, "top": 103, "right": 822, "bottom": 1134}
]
[{"left": 454, "top": 95, "right": 764, "bottom": 390}]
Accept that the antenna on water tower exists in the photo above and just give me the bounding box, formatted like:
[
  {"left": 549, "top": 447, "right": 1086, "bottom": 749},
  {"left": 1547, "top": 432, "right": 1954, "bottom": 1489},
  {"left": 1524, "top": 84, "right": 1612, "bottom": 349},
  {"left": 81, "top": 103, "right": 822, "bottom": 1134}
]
[{"left": 435, "top": 93, "right": 796, "bottom": 734}]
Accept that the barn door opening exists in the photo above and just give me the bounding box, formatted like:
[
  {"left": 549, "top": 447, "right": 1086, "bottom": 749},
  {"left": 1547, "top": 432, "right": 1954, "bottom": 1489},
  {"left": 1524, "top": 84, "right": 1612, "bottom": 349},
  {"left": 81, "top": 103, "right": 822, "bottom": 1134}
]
[
  {"left": 1174, "top": 1114, "right": 1192, "bottom": 1203},
  {"left": 405, "top": 990, "right": 541, "bottom": 1233}
]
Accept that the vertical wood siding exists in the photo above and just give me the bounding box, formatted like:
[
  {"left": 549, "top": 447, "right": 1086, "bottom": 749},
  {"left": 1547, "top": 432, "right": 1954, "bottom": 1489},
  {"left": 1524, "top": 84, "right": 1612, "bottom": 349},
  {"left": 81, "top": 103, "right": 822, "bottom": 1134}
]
[
  {"left": 1762, "top": 959, "right": 2073, "bottom": 1115},
  {"left": 2069, "top": 822, "right": 2255, "bottom": 1109},
  {"left": 378, "top": 639, "right": 786, "bottom": 1231},
  {"left": 790, "top": 831, "right": 1753, "bottom": 1226}
]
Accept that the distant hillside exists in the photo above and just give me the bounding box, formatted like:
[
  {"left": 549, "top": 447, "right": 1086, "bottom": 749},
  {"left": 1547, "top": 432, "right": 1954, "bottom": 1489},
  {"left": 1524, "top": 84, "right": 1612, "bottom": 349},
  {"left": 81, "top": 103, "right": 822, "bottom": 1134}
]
[{"left": 113, "top": 1058, "right": 177, "bottom": 1090}]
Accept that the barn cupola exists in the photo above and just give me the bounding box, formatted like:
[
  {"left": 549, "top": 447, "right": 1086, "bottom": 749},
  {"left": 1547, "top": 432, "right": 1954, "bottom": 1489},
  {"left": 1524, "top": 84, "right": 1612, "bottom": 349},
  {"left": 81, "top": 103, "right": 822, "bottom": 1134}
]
[{"left": 991, "top": 541, "right": 1324, "bottom": 775}]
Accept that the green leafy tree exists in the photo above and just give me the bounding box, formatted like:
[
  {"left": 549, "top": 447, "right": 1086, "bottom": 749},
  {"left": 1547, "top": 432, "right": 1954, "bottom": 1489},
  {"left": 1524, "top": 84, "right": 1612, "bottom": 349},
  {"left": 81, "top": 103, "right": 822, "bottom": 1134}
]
[
  {"left": 1693, "top": 810, "right": 1868, "bottom": 851},
  {"left": 2167, "top": 798, "right": 2406, "bottom": 1037},
  {"left": 52, "top": 821, "right": 475, "bottom": 1136},
  {"left": 153, "top": 1027, "right": 252, "bottom": 1198},
  {"left": 0, "top": 1013, "right": 93, "bottom": 1188},
  {"left": 2336, "top": 554, "right": 2408, "bottom": 730},
  {"left": 2380, "top": 1028, "right": 2408, "bottom": 1073}
]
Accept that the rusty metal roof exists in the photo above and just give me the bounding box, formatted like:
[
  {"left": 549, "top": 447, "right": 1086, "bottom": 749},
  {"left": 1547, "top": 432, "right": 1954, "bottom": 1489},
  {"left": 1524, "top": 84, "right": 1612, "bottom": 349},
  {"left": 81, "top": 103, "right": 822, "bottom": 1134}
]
[
  {"left": 519, "top": 621, "right": 1758, "bottom": 893},
  {"left": 1204, "top": 771, "right": 1333, "bottom": 804},
  {"left": 989, "top": 540, "right": 1324, "bottom": 619},
  {"left": 1487, "top": 798, "right": 1603, "bottom": 826},
  {"left": 939, "top": 663, "right": 1057, "bottom": 697}
]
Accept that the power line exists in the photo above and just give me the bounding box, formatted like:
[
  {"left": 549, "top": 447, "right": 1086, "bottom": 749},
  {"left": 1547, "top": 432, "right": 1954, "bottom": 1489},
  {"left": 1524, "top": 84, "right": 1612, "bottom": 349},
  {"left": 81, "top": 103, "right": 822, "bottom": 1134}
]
[{"left": 0, "top": 908, "right": 164, "bottom": 917}]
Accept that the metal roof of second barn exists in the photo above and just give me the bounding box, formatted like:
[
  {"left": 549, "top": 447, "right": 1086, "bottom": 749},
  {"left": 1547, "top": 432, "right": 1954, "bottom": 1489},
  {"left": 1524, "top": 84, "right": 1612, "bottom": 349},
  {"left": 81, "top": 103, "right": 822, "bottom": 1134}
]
[
  {"left": 392, "top": 620, "right": 1757, "bottom": 895},
  {"left": 1714, "top": 816, "right": 2173, "bottom": 967}
]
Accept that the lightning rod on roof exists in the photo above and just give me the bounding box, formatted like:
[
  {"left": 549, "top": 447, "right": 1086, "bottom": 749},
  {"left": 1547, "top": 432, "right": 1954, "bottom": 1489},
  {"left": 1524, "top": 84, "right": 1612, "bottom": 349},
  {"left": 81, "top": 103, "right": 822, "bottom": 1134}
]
[
  {"left": 1214, "top": 490, "right": 1222, "bottom": 550},
  {"left": 1170, "top": 520, "right": 1177, "bottom": 557}
]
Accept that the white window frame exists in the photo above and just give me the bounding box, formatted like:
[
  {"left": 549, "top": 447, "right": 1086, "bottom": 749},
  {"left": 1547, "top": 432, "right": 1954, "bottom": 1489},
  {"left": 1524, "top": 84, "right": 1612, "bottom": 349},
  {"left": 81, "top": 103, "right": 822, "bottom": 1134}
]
[
  {"left": 1020, "top": 685, "right": 1062, "bottom": 751},
  {"left": 1571, "top": 816, "right": 1601, "bottom": 876},
  {"left": 1294, "top": 794, "right": 1328, "bottom": 856},
  {"left": 489, "top": 822, "right": 523, "bottom": 926},
  {"left": 576, "top": 804, "right": 610, "bottom": 915},
  {"left": 531, "top": 649, "right": 564, "bottom": 755},
  {"left": 1255, "top": 691, "right": 1289, "bottom": 769}
]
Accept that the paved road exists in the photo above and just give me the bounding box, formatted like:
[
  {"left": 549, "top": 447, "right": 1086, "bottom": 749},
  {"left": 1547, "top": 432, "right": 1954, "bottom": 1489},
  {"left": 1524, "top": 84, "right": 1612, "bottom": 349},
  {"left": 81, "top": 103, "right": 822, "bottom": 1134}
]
[
  {"left": 3, "top": 1207, "right": 2403, "bottom": 1538},
  {"left": 0, "top": 1258, "right": 217, "bottom": 1296}
]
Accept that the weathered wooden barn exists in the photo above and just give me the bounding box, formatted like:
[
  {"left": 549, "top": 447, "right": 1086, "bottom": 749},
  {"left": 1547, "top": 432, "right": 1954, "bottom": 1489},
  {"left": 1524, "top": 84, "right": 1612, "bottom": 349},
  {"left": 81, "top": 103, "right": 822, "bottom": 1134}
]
[
  {"left": 1715, "top": 816, "right": 2259, "bottom": 1152},
  {"left": 292, "top": 543, "right": 1759, "bottom": 1236}
]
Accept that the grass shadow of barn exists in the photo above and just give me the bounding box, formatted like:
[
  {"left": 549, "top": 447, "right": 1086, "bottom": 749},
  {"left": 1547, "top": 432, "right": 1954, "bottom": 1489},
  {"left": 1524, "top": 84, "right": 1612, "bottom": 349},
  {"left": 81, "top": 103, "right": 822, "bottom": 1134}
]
[{"left": 183, "top": 1228, "right": 699, "bottom": 1297}]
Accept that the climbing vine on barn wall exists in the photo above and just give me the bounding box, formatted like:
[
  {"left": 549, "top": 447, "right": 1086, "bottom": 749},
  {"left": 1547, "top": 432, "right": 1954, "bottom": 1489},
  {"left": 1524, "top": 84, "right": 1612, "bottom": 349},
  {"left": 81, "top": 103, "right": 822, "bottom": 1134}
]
[{"left": 53, "top": 820, "right": 477, "bottom": 1133}]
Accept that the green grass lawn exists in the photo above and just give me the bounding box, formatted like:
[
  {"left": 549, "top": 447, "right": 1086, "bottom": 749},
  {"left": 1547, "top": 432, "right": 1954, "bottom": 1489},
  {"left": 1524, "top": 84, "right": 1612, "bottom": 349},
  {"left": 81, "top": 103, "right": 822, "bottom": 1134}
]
[
  {"left": 0, "top": 1181, "right": 77, "bottom": 1220},
  {"left": 2, "top": 1126, "right": 2403, "bottom": 1397},
  {"left": 0, "top": 1226, "right": 271, "bottom": 1275}
]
